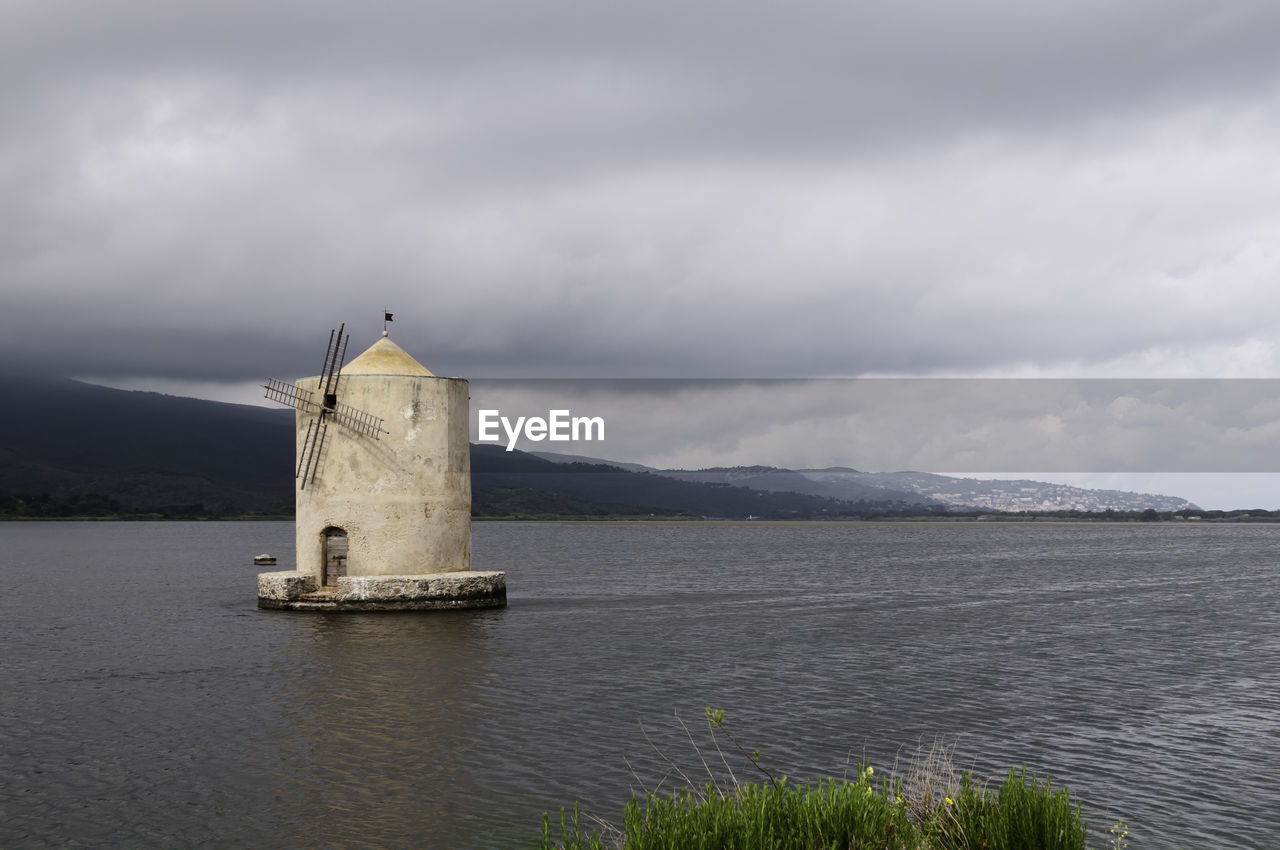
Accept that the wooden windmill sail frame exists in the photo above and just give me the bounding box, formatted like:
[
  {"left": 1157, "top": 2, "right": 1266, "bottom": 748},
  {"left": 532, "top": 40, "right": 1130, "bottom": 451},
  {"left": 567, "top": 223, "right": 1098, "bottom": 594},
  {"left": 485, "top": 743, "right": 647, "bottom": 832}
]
[{"left": 263, "top": 323, "right": 388, "bottom": 489}]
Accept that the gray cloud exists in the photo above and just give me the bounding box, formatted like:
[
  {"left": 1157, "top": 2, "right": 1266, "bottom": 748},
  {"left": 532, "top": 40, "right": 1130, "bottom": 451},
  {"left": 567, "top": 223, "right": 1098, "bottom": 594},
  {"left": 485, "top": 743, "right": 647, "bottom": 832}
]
[
  {"left": 4, "top": 1, "right": 1280, "bottom": 382},
  {"left": 469, "top": 379, "right": 1280, "bottom": 472}
]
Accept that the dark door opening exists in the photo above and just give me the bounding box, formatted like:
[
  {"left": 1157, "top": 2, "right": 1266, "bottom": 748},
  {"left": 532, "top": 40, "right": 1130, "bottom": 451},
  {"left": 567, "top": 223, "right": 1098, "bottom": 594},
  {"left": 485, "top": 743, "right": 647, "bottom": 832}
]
[{"left": 322, "top": 526, "right": 348, "bottom": 588}]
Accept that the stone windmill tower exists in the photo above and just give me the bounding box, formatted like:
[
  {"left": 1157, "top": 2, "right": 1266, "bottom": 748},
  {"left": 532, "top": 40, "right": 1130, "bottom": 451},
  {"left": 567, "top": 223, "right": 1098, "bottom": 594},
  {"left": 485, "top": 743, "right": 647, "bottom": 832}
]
[{"left": 256, "top": 322, "right": 506, "bottom": 611}]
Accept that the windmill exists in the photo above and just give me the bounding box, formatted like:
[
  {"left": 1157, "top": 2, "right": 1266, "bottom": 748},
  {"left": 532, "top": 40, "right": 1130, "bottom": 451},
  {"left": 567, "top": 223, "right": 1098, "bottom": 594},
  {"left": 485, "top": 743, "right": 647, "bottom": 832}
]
[
  {"left": 256, "top": 324, "right": 506, "bottom": 611},
  {"left": 263, "top": 323, "right": 388, "bottom": 489}
]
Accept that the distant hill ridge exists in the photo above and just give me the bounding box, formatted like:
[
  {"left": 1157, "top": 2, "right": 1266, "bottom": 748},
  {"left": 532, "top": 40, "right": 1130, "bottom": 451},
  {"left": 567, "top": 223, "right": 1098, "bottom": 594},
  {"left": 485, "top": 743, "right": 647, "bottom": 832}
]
[
  {"left": 529, "top": 452, "right": 1199, "bottom": 513},
  {"left": 472, "top": 445, "right": 924, "bottom": 518},
  {"left": 0, "top": 375, "right": 1197, "bottom": 517},
  {"left": 0, "top": 374, "right": 295, "bottom": 514},
  {"left": 0, "top": 375, "right": 922, "bottom": 518}
]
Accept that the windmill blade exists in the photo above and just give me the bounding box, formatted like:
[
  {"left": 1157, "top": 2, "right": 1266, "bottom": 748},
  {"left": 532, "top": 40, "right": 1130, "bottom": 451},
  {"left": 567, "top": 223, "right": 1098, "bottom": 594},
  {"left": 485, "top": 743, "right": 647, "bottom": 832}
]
[
  {"left": 318, "top": 327, "right": 338, "bottom": 386},
  {"left": 296, "top": 417, "right": 318, "bottom": 479},
  {"left": 319, "top": 323, "right": 348, "bottom": 406},
  {"left": 334, "top": 331, "right": 350, "bottom": 378},
  {"left": 263, "top": 378, "right": 319, "bottom": 412},
  {"left": 325, "top": 332, "right": 350, "bottom": 410},
  {"left": 329, "top": 401, "right": 387, "bottom": 439},
  {"left": 299, "top": 414, "right": 330, "bottom": 490},
  {"left": 266, "top": 322, "right": 372, "bottom": 489}
]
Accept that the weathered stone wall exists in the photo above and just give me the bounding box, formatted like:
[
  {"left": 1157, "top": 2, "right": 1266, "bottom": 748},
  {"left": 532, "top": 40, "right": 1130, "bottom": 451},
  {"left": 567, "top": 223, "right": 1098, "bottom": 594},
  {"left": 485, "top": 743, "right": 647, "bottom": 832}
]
[
  {"left": 257, "top": 570, "right": 318, "bottom": 602},
  {"left": 337, "top": 572, "right": 505, "bottom": 603},
  {"left": 257, "top": 571, "right": 506, "bottom": 611},
  {"left": 295, "top": 372, "right": 471, "bottom": 580}
]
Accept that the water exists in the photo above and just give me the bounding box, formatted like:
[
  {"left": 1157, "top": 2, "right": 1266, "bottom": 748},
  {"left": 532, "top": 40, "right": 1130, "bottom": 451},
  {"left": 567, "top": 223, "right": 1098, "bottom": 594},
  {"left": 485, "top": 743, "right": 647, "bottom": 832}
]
[{"left": 2, "top": 521, "right": 1278, "bottom": 848}]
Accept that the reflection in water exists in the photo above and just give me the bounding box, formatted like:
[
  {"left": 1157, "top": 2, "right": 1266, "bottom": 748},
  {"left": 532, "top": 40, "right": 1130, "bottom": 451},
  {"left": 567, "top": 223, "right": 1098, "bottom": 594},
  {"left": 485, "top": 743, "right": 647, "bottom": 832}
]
[{"left": 267, "top": 613, "right": 500, "bottom": 846}]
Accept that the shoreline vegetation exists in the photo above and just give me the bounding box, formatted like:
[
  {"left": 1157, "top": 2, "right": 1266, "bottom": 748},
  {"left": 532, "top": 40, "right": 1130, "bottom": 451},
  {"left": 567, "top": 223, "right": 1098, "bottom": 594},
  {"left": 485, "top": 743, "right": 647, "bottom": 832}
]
[
  {"left": 540, "top": 712, "right": 1117, "bottom": 850},
  {"left": 1, "top": 487, "right": 1277, "bottom": 524}
]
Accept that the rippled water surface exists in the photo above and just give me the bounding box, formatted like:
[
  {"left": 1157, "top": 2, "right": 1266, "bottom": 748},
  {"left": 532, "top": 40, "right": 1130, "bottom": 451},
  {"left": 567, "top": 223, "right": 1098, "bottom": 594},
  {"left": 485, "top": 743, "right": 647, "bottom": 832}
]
[{"left": 2, "top": 521, "right": 1279, "bottom": 847}]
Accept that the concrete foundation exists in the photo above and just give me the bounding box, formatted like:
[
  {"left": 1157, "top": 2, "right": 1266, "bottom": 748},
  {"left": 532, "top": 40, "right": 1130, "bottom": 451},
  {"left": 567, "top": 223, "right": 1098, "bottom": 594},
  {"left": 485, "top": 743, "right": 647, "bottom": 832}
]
[{"left": 257, "top": 570, "right": 506, "bottom": 612}]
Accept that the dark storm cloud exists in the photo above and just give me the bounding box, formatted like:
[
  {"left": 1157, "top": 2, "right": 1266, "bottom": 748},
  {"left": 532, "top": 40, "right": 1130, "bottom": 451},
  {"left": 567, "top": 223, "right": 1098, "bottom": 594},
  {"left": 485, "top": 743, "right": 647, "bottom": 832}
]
[{"left": 3, "top": 0, "right": 1280, "bottom": 381}]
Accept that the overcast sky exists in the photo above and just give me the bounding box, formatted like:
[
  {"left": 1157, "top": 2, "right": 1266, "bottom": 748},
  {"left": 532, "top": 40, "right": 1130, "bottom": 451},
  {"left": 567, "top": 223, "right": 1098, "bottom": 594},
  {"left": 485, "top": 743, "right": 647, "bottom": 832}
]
[{"left": 6, "top": 1, "right": 1280, "bottom": 505}]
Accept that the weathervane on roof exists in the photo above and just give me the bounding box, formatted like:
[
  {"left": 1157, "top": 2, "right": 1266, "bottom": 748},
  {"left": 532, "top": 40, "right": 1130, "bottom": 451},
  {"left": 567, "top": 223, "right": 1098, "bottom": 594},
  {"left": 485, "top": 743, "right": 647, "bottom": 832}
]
[{"left": 383, "top": 308, "right": 393, "bottom": 334}]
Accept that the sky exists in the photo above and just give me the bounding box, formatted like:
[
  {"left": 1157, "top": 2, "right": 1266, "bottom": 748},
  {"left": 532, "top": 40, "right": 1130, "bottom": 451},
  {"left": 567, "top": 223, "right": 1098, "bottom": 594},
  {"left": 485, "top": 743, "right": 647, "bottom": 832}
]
[{"left": 5, "top": 1, "right": 1280, "bottom": 506}]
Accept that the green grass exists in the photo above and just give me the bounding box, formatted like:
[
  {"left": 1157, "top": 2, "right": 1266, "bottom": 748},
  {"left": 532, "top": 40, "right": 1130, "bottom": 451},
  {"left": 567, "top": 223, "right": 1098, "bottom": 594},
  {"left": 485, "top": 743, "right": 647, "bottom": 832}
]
[
  {"left": 542, "top": 770, "right": 1086, "bottom": 850},
  {"left": 539, "top": 714, "right": 1095, "bottom": 850},
  {"left": 543, "top": 775, "right": 916, "bottom": 850},
  {"left": 921, "top": 768, "right": 1088, "bottom": 850}
]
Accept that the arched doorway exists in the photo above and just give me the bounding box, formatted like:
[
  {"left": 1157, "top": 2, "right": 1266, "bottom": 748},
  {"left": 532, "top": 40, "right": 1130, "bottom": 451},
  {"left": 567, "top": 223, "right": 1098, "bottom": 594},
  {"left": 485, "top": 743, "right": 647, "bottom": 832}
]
[{"left": 321, "top": 526, "right": 348, "bottom": 588}]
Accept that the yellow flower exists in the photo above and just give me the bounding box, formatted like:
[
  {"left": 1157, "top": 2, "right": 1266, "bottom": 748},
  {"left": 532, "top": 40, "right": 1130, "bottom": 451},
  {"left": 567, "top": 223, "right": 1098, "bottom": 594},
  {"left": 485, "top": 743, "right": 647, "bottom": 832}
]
[
  {"left": 945, "top": 797, "right": 954, "bottom": 806},
  {"left": 896, "top": 796, "right": 904, "bottom": 805}
]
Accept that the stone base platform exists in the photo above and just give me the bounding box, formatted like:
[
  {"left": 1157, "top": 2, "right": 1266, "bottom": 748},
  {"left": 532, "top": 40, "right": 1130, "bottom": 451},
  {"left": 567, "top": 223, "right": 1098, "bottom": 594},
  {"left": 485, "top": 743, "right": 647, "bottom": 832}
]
[{"left": 257, "top": 570, "right": 507, "bottom": 612}]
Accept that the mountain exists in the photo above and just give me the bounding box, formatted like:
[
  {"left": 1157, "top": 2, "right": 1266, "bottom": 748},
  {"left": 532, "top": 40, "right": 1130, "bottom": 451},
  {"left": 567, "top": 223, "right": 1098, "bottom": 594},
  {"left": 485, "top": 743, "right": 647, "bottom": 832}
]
[
  {"left": 526, "top": 450, "right": 653, "bottom": 473},
  {"left": 472, "top": 445, "right": 915, "bottom": 518},
  {"left": 655, "top": 466, "right": 933, "bottom": 507},
  {"left": 530, "top": 452, "right": 925, "bottom": 504},
  {"left": 0, "top": 375, "right": 912, "bottom": 519},
  {"left": 0, "top": 374, "right": 295, "bottom": 514},
  {"left": 0, "top": 375, "right": 1199, "bottom": 517},
  {"left": 531, "top": 452, "right": 1199, "bottom": 513}
]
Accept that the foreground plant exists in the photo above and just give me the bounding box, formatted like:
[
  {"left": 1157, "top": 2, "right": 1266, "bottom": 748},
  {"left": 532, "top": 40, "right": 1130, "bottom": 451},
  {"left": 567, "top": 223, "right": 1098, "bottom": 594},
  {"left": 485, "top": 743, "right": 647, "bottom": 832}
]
[
  {"left": 542, "top": 770, "right": 912, "bottom": 850},
  {"left": 921, "top": 768, "right": 1087, "bottom": 850},
  {"left": 539, "top": 712, "right": 1094, "bottom": 850}
]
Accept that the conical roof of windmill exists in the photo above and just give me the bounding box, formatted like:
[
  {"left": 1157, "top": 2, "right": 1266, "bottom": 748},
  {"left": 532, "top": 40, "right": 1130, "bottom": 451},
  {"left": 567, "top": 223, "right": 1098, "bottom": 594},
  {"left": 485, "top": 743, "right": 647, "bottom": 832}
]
[{"left": 342, "top": 332, "right": 435, "bottom": 377}]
